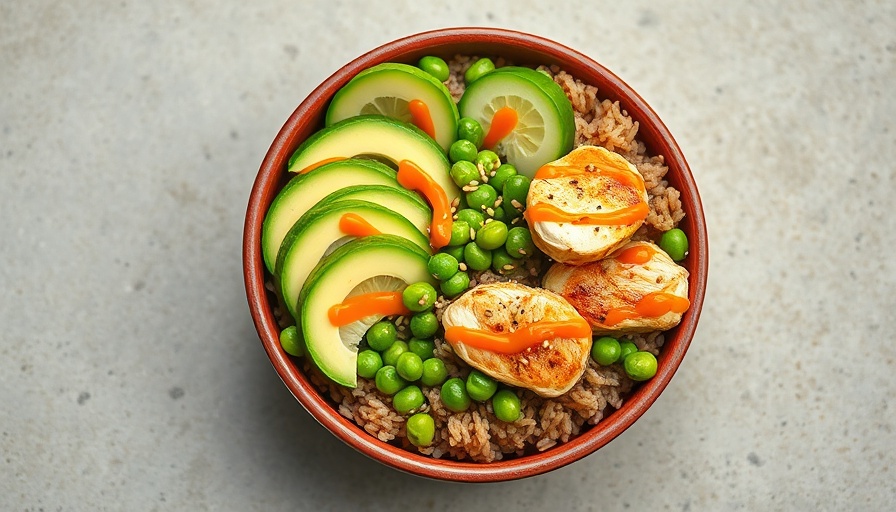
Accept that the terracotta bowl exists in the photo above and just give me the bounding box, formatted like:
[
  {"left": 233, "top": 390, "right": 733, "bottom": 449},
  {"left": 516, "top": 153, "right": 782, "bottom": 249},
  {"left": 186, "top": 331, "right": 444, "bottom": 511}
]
[{"left": 243, "top": 27, "right": 708, "bottom": 482}]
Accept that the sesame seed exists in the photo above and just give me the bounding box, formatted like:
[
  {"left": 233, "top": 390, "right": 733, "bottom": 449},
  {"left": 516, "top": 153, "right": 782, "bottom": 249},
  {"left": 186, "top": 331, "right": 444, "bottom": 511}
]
[
  {"left": 469, "top": 227, "right": 476, "bottom": 239},
  {"left": 511, "top": 217, "right": 520, "bottom": 225},
  {"left": 451, "top": 197, "right": 460, "bottom": 207},
  {"left": 480, "top": 204, "right": 487, "bottom": 210},
  {"left": 494, "top": 197, "right": 503, "bottom": 207},
  {"left": 520, "top": 357, "right": 529, "bottom": 365},
  {"left": 486, "top": 207, "right": 495, "bottom": 216},
  {"left": 542, "top": 340, "right": 549, "bottom": 348},
  {"left": 518, "top": 249, "right": 526, "bottom": 255},
  {"left": 458, "top": 263, "right": 468, "bottom": 271},
  {"left": 489, "top": 170, "right": 497, "bottom": 177},
  {"left": 418, "top": 297, "right": 426, "bottom": 305},
  {"left": 484, "top": 218, "right": 493, "bottom": 224},
  {"left": 503, "top": 264, "right": 514, "bottom": 270},
  {"left": 462, "top": 185, "right": 479, "bottom": 192},
  {"left": 470, "top": 180, "right": 479, "bottom": 186},
  {"left": 510, "top": 199, "right": 522, "bottom": 209},
  {"left": 450, "top": 206, "right": 457, "bottom": 214}
]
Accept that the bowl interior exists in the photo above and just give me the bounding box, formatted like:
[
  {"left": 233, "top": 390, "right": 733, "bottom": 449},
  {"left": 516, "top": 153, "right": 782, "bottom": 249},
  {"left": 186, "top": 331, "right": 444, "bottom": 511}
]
[{"left": 243, "top": 27, "right": 708, "bottom": 482}]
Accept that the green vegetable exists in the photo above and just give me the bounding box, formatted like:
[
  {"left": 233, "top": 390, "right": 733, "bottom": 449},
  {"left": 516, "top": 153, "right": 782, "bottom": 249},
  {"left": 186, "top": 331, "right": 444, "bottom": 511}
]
[
  {"left": 618, "top": 341, "right": 638, "bottom": 362},
  {"left": 456, "top": 208, "right": 485, "bottom": 232},
  {"left": 440, "top": 377, "right": 472, "bottom": 412},
  {"left": 409, "top": 312, "right": 439, "bottom": 339},
  {"left": 449, "top": 220, "right": 472, "bottom": 246},
  {"left": 466, "top": 370, "right": 498, "bottom": 402},
  {"left": 465, "top": 183, "right": 498, "bottom": 211},
  {"left": 366, "top": 321, "right": 397, "bottom": 352},
  {"left": 463, "top": 242, "right": 492, "bottom": 271},
  {"left": 449, "top": 139, "right": 478, "bottom": 163},
  {"left": 403, "top": 282, "right": 437, "bottom": 312},
  {"left": 505, "top": 226, "right": 534, "bottom": 259},
  {"left": 394, "top": 385, "right": 425, "bottom": 414},
  {"left": 476, "top": 220, "right": 508, "bottom": 250},
  {"left": 624, "top": 351, "right": 658, "bottom": 381},
  {"left": 396, "top": 352, "right": 424, "bottom": 381},
  {"left": 464, "top": 57, "right": 495, "bottom": 84},
  {"left": 502, "top": 175, "right": 531, "bottom": 213},
  {"left": 441, "top": 245, "right": 465, "bottom": 263},
  {"left": 407, "top": 413, "right": 436, "bottom": 446},
  {"left": 356, "top": 349, "right": 383, "bottom": 379},
  {"left": 457, "top": 117, "right": 485, "bottom": 147},
  {"left": 374, "top": 365, "right": 407, "bottom": 395},
  {"left": 492, "top": 389, "right": 521, "bottom": 422},
  {"left": 421, "top": 358, "right": 448, "bottom": 387},
  {"left": 659, "top": 228, "right": 689, "bottom": 262},
  {"left": 490, "top": 206, "right": 508, "bottom": 222},
  {"left": 440, "top": 271, "right": 470, "bottom": 298},
  {"left": 450, "top": 161, "right": 480, "bottom": 187},
  {"left": 491, "top": 246, "right": 517, "bottom": 274},
  {"left": 382, "top": 340, "right": 409, "bottom": 367},
  {"left": 489, "top": 164, "right": 517, "bottom": 192},
  {"left": 408, "top": 337, "right": 436, "bottom": 360},
  {"left": 417, "top": 56, "right": 450, "bottom": 82},
  {"left": 591, "top": 336, "right": 621, "bottom": 366},
  {"left": 428, "top": 253, "right": 459, "bottom": 281},
  {"left": 279, "top": 325, "right": 305, "bottom": 357},
  {"left": 475, "top": 150, "right": 501, "bottom": 173}
]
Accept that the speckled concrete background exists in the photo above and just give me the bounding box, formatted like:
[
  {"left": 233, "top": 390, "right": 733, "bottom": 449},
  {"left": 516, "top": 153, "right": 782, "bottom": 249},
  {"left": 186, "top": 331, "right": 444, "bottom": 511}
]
[{"left": 2, "top": 0, "right": 894, "bottom": 510}]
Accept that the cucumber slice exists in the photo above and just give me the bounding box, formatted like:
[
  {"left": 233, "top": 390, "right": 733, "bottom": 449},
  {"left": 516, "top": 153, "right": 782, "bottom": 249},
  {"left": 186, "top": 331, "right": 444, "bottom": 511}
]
[
  {"left": 300, "top": 235, "right": 434, "bottom": 387},
  {"left": 261, "top": 158, "right": 399, "bottom": 274},
  {"left": 277, "top": 199, "right": 430, "bottom": 322},
  {"left": 458, "top": 66, "right": 575, "bottom": 177},
  {"left": 326, "top": 63, "right": 460, "bottom": 152}
]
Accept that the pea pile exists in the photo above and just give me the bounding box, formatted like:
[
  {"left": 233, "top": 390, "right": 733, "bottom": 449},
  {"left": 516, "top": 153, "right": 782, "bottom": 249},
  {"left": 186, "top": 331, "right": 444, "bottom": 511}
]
[{"left": 590, "top": 335, "right": 658, "bottom": 381}]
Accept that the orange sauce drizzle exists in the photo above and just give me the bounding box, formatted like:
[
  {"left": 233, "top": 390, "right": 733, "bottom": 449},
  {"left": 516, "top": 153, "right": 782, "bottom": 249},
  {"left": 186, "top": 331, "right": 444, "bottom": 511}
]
[
  {"left": 328, "top": 291, "right": 409, "bottom": 327},
  {"left": 396, "top": 160, "right": 452, "bottom": 249},
  {"left": 338, "top": 213, "right": 381, "bottom": 237},
  {"left": 297, "top": 156, "right": 347, "bottom": 174},
  {"left": 602, "top": 292, "right": 690, "bottom": 327},
  {"left": 534, "top": 164, "right": 645, "bottom": 194},
  {"left": 525, "top": 202, "right": 649, "bottom": 225},
  {"left": 408, "top": 99, "right": 436, "bottom": 140},
  {"left": 444, "top": 319, "right": 591, "bottom": 355},
  {"left": 614, "top": 244, "right": 657, "bottom": 265},
  {"left": 482, "top": 107, "right": 518, "bottom": 150}
]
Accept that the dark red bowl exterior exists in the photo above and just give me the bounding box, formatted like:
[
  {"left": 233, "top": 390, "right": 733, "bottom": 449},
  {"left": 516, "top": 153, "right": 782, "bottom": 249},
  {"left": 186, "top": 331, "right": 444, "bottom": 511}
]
[{"left": 243, "top": 27, "right": 708, "bottom": 482}]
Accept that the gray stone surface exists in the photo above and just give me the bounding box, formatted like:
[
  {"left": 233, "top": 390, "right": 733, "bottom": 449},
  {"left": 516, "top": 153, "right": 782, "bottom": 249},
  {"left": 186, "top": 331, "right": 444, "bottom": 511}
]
[{"left": 2, "top": 1, "right": 894, "bottom": 510}]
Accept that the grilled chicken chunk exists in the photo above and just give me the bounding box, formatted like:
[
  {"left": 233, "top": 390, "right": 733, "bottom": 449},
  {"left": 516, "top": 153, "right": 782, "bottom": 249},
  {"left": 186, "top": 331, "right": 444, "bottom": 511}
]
[
  {"left": 542, "top": 241, "right": 690, "bottom": 334},
  {"left": 526, "top": 145, "right": 648, "bottom": 265},
  {"left": 441, "top": 282, "right": 592, "bottom": 398}
]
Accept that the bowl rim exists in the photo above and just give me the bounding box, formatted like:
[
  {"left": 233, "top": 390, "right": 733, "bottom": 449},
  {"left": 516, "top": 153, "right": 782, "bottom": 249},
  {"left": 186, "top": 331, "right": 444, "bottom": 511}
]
[{"left": 243, "top": 27, "right": 708, "bottom": 482}]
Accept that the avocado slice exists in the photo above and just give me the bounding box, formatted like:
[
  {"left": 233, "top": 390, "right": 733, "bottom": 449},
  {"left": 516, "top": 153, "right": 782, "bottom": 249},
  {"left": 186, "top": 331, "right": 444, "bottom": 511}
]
[
  {"left": 261, "top": 158, "right": 402, "bottom": 274},
  {"left": 276, "top": 200, "right": 430, "bottom": 322},
  {"left": 288, "top": 115, "right": 459, "bottom": 202},
  {"left": 316, "top": 184, "right": 431, "bottom": 236},
  {"left": 301, "top": 235, "right": 435, "bottom": 387}
]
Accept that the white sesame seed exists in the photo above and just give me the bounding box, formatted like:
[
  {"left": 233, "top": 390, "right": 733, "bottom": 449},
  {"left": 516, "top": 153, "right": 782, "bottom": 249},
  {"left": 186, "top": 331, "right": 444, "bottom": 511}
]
[
  {"left": 451, "top": 197, "right": 460, "bottom": 207},
  {"left": 510, "top": 199, "right": 523, "bottom": 209},
  {"left": 503, "top": 264, "right": 514, "bottom": 270},
  {"left": 458, "top": 263, "right": 467, "bottom": 271},
  {"left": 469, "top": 227, "right": 476, "bottom": 240},
  {"left": 494, "top": 197, "right": 503, "bottom": 207},
  {"left": 470, "top": 180, "right": 479, "bottom": 186},
  {"left": 486, "top": 207, "right": 495, "bottom": 216}
]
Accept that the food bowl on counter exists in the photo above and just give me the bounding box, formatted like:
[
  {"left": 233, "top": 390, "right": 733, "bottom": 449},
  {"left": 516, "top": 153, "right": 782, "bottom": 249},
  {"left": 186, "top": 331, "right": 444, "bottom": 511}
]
[{"left": 243, "top": 27, "right": 708, "bottom": 482}]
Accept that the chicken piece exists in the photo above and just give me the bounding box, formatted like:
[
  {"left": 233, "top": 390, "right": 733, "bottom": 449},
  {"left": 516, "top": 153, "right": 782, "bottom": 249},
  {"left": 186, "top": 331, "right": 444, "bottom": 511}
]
[
  {"left": 542, "top": 241, "right": 690, "bottom": 334},
  {"left": 526, "top": 145, "right": 648, "bottom": 265},
  {"left": 441, "top": 282, "right": 592, "bottom": 398}
]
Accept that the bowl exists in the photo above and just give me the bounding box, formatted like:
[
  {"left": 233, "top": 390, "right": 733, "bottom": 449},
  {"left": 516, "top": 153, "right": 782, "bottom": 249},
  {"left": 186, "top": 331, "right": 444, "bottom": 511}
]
[{"left": 243, "top": 27, "right": 708, "bottom": 482}]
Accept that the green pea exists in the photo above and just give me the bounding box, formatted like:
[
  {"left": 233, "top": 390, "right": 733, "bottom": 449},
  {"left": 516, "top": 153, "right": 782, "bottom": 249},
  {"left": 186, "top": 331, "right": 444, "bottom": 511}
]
[
  {"left": 491, "top": 246, "right": 517, "bottom": 274},
  {"left": 440, "top": 271, "right": 469, "bottom": 298},
  {"left": 428, "top": 253, "right": 459, "bottom": 281},
  {"left": 440, "top": 377, "right": 471, "bottom": 412},
  {"left": 375, "top": 365, "right": 407, "bottom": 395},
  {"left": 279, "top": 325, "right": 304, "bottom": 357},
  {"left": 465, "top": 184, "right": 498, "bottom": 212},
  {"left": 421, "top": 358, "right": 448, "bottom": 387},
  {"left": 366, "top": 321, "right": 397, "bottom": 352},
  {"left": 357, "top": 349, "right": 383, "bottom": 379},
  {"left": 464, "top": 57, "right": 495, "bottom": 84},
  {"left": 449, "top": 139, "right": 478, "bottom": 163},
  {"left": 396, "top": 352, "right": 424, "bottom": 381},
  {"left": 476, "top": 220, "right": 508, "bottom": 251},
  {"left": 456, "top": 208, "right": 485, "bottom": 232},
  {"left": 466, "top": 370, "right": 498, "bottom": 402},
  {"left": 417, "top": 55, "right": 449, "bottom": 82},
  {"left": 505, "top": 226, "right": 535, "bottom": 259},
  {"left": 403, "top": 282, "right": 437, "bottom": 312},
  {"left": 448, "top": 220, "right": 471, "bottom": 246},
  {"left": 463, "top": 242, "right": 492, "bottom": 271},
  {"left": 382, "top": 340, "right": 409, "bottom": 367},
  {"left": 393, "top": 385, "right": 425, "bottom": 415},
  {"left": 659, "top": 228, "right": 689, "bottom": 262},
  {"left": 408, "top": 337, "right": 436, "bottom": 361},
  {"left": 591, "top": 336, "right": 621, "bottom": 366},
  {"left": 407, "top": 413, "right": 436, "bottom": 447},
  {"left": 475, "top": 150, "right": 501, "bottom": 173},
  {"left": 503, "top": 175, "right": 531, "bottom": 214},
  {"left": 450, "top": 160, "right": 480, "bottom": 187},
  {"left": 489, "top": 205, "right": 507, "bottom": 223},
  {"left": 618, "top": 341, "right": 638, "bottom": 362},
  {"left": 489, "top": 164, "right": 517, "bottom": 192},
  {"left": 441, "top": 245, "right": 465, "bottom": 263},
  {"left": 624, "top": 351, "right": 658, "bottom": 381},
  {"left": 491, "top": 389, "right": 521, "bottom": 422},
  {"left": 457, "top": 117, "right": 484, "bottom": 147},
  {"left": 409, "top": 312, "right": 439, "bottom": 339}
]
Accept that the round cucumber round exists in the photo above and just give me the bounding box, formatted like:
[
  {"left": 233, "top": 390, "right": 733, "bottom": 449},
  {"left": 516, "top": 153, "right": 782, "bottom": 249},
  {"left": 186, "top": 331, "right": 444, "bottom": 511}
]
[
  {"left": 458, "top": 66, "right": 575, "bottom": 177},
  {"left": 325, "top": 63, "right": 460, "bottom": 152}
]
